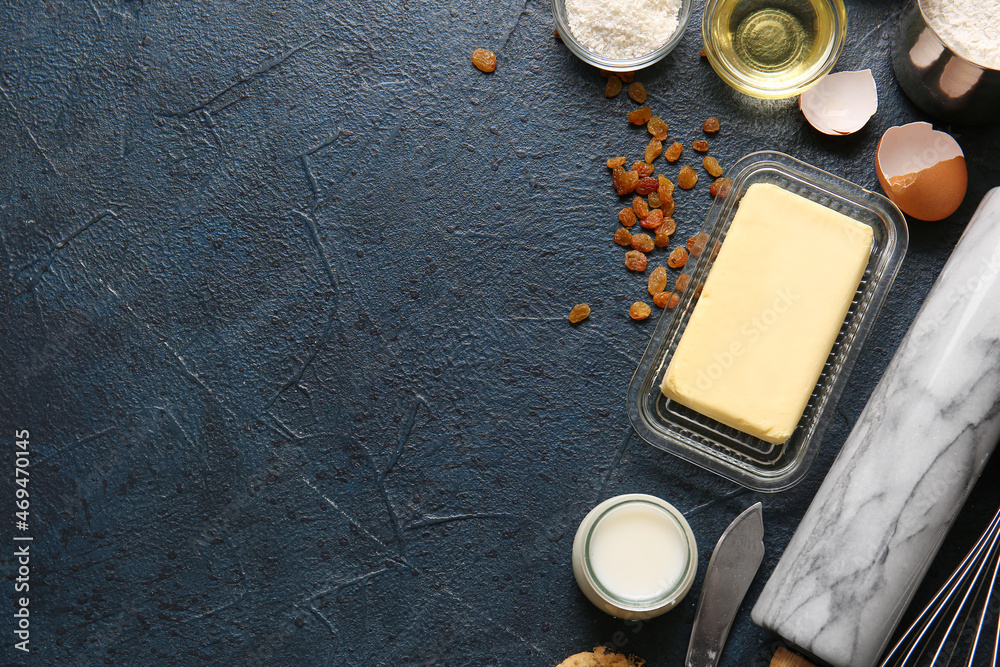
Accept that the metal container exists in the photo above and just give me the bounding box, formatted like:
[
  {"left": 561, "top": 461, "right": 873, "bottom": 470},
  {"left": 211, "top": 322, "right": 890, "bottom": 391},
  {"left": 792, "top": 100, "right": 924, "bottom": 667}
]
[{"left": 892, "top": 0, "right": 1000, "bottom": 125}]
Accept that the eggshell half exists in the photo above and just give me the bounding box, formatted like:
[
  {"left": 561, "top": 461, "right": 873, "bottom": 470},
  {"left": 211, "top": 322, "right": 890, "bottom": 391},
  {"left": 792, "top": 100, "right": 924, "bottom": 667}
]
[
  {"left": 876, "top": 122, "right": 967, "bottom": 222},
  {"left": 800, "top": 70, "right": 878, "bottom": 135}
]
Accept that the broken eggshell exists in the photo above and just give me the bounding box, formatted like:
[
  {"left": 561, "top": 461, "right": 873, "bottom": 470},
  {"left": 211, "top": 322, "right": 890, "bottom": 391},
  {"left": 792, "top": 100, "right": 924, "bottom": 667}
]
[
  {"left": 875, "top": 122, "right": 967, "bottom": 222},
  {"left": 799, "top": 70, "right": 878, "bottom": 135}
]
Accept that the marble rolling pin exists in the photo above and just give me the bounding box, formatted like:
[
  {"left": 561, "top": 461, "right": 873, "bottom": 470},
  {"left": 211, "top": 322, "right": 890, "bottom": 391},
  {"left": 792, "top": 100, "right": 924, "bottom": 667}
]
[{"left": 752, "top": 188, "right": 1000, "bottom": 667}]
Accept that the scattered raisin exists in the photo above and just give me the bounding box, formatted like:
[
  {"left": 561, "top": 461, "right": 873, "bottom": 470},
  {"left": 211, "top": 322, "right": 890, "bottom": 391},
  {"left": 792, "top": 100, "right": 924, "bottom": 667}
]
[
  {"left": 632, "top": 196, "right": 648, "bottom": 219},
  {"left": 472, "top": 49, "right": 497, "bottom": 73},
  {"left": 703, "top": 116, "right": 721, "bottom": 133},
  {"left": 599, "top": 69, "right": 611, "bottom": 78},
  {"left": 678, "top": 165, "right": 698, "bottom": 190},
  {"left": 607, "top": 156, "right": 626, "bottom": 169},
  {"left": 692, "top": 139, "right": 709, "bottom": 153},
  {"left": 654, "top": 226, "right": 671, "bottom": 248},
  {"left": 703, "top": 156, "right": 723, "bottom": 177},
  {"left": 618, "top": 71, "right": 635, "bottom": 83},
  {"left": 629, "top": 301, "right": 652, "bottom": 320},
  {"left": 647, "top": 266, "right": 667, "bottom": 296},
  {"left": 653, "top": 291, "right": 672, "bottom": 308},
  {"left": 709, "top": 177, "right": 733, "bottom": 198},
  {"left": 554, "top": 29, "right": 562, "bottom": 40},
  {"left": 659, "top": 193, "right": 675, "bottom": 217},
  {"left": 647, "top": 192, "right": 661, "bottom": 208},
  {"left": 628, "top": 107, "right": 652, "bottom": 125},
  {"left": 687, "top": 233, "right": 709, "bottom": 257},
  {"left": 630, "top": 233, "right": 654, "bottom": 253},
  {"left": 641, "top": 208, "right": 664, "bottom": 229},
  {"left": 632, "top": 161, "right": 654, "bottom": 178},
  {"left": 568, "top": 303, "right": 590, "bottom": 323},
  {"left": 628, "top": 82, "right": 647, "bottom": 104},
  {"left": 659, "top": 217, "right": 676, "bottom": 236},
  {"left": 647, "top": 117, "right": 668, "bottom": 141},
  {"left": 619, "top": 207, "right": 637, "bottom": 227},
  {"left": 664, "top": 142, "right": 683, "bottom": 162},
  {"left": 675, "top": 273, "right": 690, "bottom": 293},
  {"left": 668, "top": 246, "right": 689, "bottom": 268},
  {"left": 605, "top": 75, "right": 622, "bottom": 98},
  {"left": 699, "top": 48, "right": 707, "bottom": 58},
  {"left": 624, "top": 250, "right": 647, "bottom": 272},
  {"left": 667, "top": 292, "right": 680, "bottom": 309},
  {"left": 693, "top": 282, "right": 703, "bottom": 298},
  {"left": 613, "top": 168, "right": 638, "bottom": 196},
  {"left": 657, "top": 174, "right": 674, "bottom": 194},
  {"left": 645, "top": 139, "right": 663, "bottom": 164},
  {"left": 614, "top": 227, "right": 633, "bottom": 246},
  {"left": 635, "top": 177, "right": 658, "bottom": 195}
]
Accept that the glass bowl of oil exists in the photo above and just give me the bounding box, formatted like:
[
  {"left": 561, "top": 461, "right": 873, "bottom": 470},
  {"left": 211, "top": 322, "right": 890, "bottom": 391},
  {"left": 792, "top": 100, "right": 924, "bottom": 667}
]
[{"left": 702, "top": 0, "right": 847, "bottom": 98}]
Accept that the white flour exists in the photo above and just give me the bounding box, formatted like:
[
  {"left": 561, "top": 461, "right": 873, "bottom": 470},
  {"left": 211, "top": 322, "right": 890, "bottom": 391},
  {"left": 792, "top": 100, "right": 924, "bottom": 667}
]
[
  {"left": 565, "top": 0, "right": 682, "bottom": 60},
  {"left": 921, "top": 0, "right": 1000, "bottom": 70}
]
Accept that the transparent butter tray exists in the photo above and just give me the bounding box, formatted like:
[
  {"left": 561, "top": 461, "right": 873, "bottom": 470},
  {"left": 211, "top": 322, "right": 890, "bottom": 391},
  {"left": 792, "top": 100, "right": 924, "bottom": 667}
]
[{"left": 626, "top": 151, "right": 908, "bottom": 492}]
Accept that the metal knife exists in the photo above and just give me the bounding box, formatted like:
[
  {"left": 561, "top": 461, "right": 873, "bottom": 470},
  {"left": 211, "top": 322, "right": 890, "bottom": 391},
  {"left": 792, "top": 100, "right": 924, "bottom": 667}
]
[{"left": 686, "top": 502, "right": 765, "bottom": 667}]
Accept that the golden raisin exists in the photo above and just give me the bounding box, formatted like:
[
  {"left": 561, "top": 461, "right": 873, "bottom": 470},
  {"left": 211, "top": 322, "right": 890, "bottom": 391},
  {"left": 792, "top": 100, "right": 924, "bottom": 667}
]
[
  {"left": 624, "top": 250, "right": 647, "bottom": 272},
  {"left": 659, "top": 217, "right": 676, "bottom": 236},
  {"left": 614, "top": 227, "right": 632, "bottom": 246},
  {"left": 632, "top": 196, "right": 648, "bottom": 219},
  {"left": 619, "top": 207, "right": 637, "bottom": 227},
  {"left": 635, "top": 177, "right": 658, "bottom": 195},
  {"left": 647, "top": 265, "right": 667, "bottom": 296},
  {"left": 659, "top": 193, "right": 675, "bottom": 217},
  {"left": 653, "top": 291, "right": 672, "bottom": 308},
  {"left": 654, "top": 226, "right": 671, "bottom": 248},
  {"left": 647, "top": 192, "right": 661, "bottom": 208},
  {"left": 703, "top": 156, "right": 723, "bottom": 177},
  {"left": 703, "top": 116, "right": 721, "bottom": 133},
  {"left": 692, "top": 139, "right": 709, "bottom": 153},
  {"left": 554, "top": 29, "right": 562, "bottom": 40},
  {"left": 687, "top": 233, "right": 709, "bottom": 257},
  {"left": 648, "top": 117, "right": 668, "bottom": 141},
  {"left": 645, "top": 139, "right": 663, "bottom": 164},
  {"left": 664, "top": 142, "right": 683, "bottom": 162},
  {"left": 599, "top": 69, "right": 611, "bottom": 78},
  {"left": 709, "top": 177, "right": 733, "bottom": 198},
  {"left": 613, "top": 168, "right": 638, "bottom": 196},
  {"left": 629, "top": 301, "right": 652, "bottom": 320},
  {"left": 675, "top": 273, "right": 691, "bottom": 293},
  {"left": 641, "top": 208, "right": 663, "bottom": 230},
  {"left": 693, "top": 282, "right": 703, "bottom": 298},
  {"left": 699, "top": 48, "right": 707, "bottom": 58},
  {"left": 628, "top": 106, "right": 652, "bottom": 125},
  {"left": 667, "top": 292, "right": 680, "bottom": 309},
  {"left": 472, "top": 49, "right": 497, "bottom": 73},
  {"left": 678, "top": 165, "right": 698, "bottom": 190},
  {"left": 628, "top": 82, "right": 647, "bottom": 103},
  {"left": 605, "top": 75, "right": 622, "bottom": 98},
  {"left": 630, "top": 233, "right": 654, "bottom": 253},
  {"left": 568, "top": 303, "right": 590, "bottom": 323},
  {"left": 618, "top": 71, "right": 635, "bottom": 83},
  {"left": 607, "top": 156, "right": 626, "bottom": 169},
  {"left": 632, "top": 161, "right": 654, "bottom": 178},
  {"left": 657, "top": 174, "right": 674, "bottom": 194},
  {"left": 668, "top": 246, "right": 689, "bottom": 269}
]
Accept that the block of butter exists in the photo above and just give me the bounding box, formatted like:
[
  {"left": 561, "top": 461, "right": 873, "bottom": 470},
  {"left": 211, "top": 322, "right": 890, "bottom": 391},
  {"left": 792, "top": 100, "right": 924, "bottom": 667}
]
[{"left": 660, "top": 183, "right": 873, "bottom": 444}]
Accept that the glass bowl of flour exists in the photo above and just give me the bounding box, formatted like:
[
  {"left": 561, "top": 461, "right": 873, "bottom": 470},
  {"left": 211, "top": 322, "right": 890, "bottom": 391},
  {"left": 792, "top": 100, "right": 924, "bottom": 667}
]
[
  {"left": 892, "top": 0, "right": 1000, "bottom": 124},
  {"left": 553, "top": 0, "right": 694, "bottom": 70}
]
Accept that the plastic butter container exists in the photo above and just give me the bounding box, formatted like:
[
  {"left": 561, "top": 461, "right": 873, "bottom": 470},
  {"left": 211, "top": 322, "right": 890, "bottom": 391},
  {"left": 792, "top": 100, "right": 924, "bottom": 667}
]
[{"left": 627, "top": 152, "right": 908, "bottom": 492}]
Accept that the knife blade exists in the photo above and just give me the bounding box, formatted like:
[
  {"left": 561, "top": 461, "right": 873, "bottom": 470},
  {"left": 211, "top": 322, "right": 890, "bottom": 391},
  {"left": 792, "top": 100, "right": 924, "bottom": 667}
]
[{"left": 686, "top": 502, "right": 765, "bottom": 667}]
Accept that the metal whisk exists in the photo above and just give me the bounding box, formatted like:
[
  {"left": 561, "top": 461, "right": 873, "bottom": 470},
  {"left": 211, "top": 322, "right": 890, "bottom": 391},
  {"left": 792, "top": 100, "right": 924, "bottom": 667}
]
[{"left": 881, "top": 506, "right": 1000, "bottom": 667}]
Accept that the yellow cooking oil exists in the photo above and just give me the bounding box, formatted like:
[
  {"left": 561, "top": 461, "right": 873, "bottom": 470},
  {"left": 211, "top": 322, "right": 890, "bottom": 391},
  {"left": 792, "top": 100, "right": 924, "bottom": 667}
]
[{"left": 706, "top": 0, "right": 843, "bottom": 94}]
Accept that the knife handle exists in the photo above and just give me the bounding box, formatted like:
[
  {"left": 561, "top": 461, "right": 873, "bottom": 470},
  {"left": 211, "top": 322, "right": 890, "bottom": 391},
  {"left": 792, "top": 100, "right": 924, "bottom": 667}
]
[{"left": 771, "top": 647, "right": 816, "bottom": 667}]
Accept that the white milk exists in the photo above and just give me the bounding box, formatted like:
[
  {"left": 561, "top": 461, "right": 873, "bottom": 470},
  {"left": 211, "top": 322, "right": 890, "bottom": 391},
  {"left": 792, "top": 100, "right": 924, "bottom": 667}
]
[{"left": 588, "top": 501, "right": 688, "bottom": 601}]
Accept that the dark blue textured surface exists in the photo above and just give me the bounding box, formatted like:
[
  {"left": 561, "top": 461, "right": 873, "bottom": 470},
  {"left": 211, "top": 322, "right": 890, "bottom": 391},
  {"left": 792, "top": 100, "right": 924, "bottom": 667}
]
[{"left": 2, "top": 0, "right": 999, "bottom": 665}]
